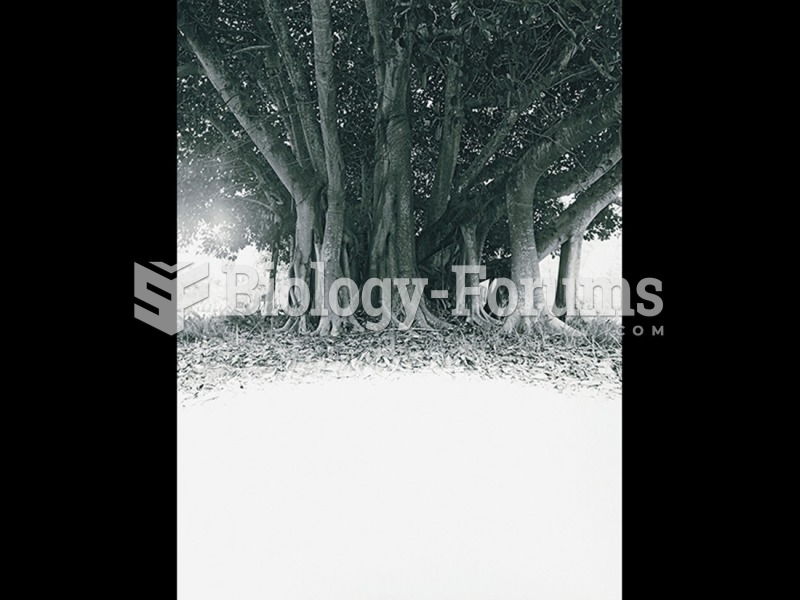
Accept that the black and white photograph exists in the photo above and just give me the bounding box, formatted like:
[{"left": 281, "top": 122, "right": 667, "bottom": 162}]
[{"left": 165, "top": 1, "right": 634, "bottom": 597}]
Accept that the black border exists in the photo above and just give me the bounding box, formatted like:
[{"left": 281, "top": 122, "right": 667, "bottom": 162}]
[
  {"left": 621, "top": 1, "right": 692, "bottom": 593},
  {"left": 119, "top": 6, "right": 178, "bottom": 595},
  {"left": 115, "top": 1, "right": 688, "bottom": 596}
]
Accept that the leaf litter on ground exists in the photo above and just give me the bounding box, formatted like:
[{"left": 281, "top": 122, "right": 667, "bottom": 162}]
[{"left": 178, "top": 317, "right": 621, "bottom": 401}]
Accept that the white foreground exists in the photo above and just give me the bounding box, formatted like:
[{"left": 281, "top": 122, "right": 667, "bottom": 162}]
[{"left": 178, "top": 375, "right": 621, "bottom": 599}]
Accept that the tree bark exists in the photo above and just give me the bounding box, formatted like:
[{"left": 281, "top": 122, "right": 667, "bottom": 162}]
[
  {"left": 179, "top": 17, "right": 322, "bottom": 202},
  {"left": 502, "top": 87, "right": 621, "bottom": 333},
  {"left": 180, "top": 13, "right": 324, "bottom": 332},
  {"left": 262, "top": 0, "right": 327, "bottom": 178},
  {"left": 549, "top": 163, "right": 623, "bottom": 322},
  {"left": 553, "top": 234, "right": 583, "bottom": 321},
  {"left": 205, "top": 112, "right": 291, "bottom": 216},
  {"left": 249, "top": 26, "right": 313, "bottom": 171},
  {"left": 311, "top": 0, "right": 362, "bottom": 335},
  {"left": 458, "top": 222, "right": 498, "bottom": 327},
  {"left": 428, "top": 51, "right": 463, "bottom": 223},
  {"left": 365, "top": 0, "right": 448, "bottom": 328},
  {"left": 536, "top": 160, "right": 622, "bottom": 260},
  {"left": 424, "top": 49, "right": 464, "bottom": 281},
  {"left": 453, "top": 41, "right": 579, "bottom": 197},
  {"left": 416, "top": 133, "right": 620, "bottom": 266}
]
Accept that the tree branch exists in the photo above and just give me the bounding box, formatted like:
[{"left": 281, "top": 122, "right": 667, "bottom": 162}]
[
  {"left": 536, "top": 161, "right": 622, "bottom": 258},
  {"left": 428, "top": 48, "right": 464, "bottom": 224},
  {"left": 508, "top": 86, "right": 621, "bottom": 192},
  {"left": 206, "top": 113, "right": 292, "bottom": 214},
  {"left": 243, "top": 25, "right": 313, "bottom": 170},
  {"left": 177, "top": 63, "right": 202, "bottom": 79},
  {"left": 262, "top": 0, "right": 327, "bottom": 178},
  {"left": 417, "top": 127, "right": 620, "bottom": 265},
  {"left": 535, "top": 131, "right": 621, "bottom": 200},
  {"left": 454, "top": 39, "right": 579, "bottom": 196},
  {"left": 179, "top": 14, "right": 321, "bottom": 201}
]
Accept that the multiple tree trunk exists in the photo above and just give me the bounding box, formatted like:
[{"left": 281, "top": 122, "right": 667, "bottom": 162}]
[{"left": 178, "top": 0, "right": 622, "bottom": 335}]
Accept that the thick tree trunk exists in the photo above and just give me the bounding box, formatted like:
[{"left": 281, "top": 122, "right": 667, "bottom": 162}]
[
  {"left": 181, "top": 14, "right": 326, "bottom": 333},
  {"left": 553, "top": 234, "right": 583, "bottom": 321},
  {"left": 279, "top": 195, "right": 320, "bottom": 333},
  {"left": 502, "top": 88, "right": 621, "bottom": 334},
  {"left": 250, "top": 28, "right": 313, "bottom": 171},
  {"left": 548, "top": 162, "right": 623, "bottom": 324},
  {"left": 310, "top": 0, "right": 362, "bottom": 335},
  {"left": 458, "top": 222, "right": 498, "bottom": 327},
  {"left": 428, "top": 51, "right": 463, "bottom": 224},
  {"left": 503, "top": 179, "right": 547, "bottom": 333},
  {"left": 425, "top": 50, "right": 464, "bottom": 282},
  {"left": 263, "top": 0, "right": 327, "bottom": 178},
  {"left": 365, "top": 0, "right": 448, "bottom": 329}
]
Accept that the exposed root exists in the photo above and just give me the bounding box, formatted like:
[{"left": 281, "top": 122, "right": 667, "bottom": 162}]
[
  {"left": 467, "top": 317, "right": 494, "bottom": 330},
  {"left": 278, "top": 316, "right": 300, "bottom": 333},
  {"left": 312, "top": 313, "right": 365, "bottom": 337},
  {"left": 501, "top": 312, "right": 523, "bottom": 334},
  {"left": 389, "top": 303, "right": 452, "bottom": 331},
  {"left": 379, "top": 298, "right": 451, "bottom": 331},
  {"left": 346, "top": 314, "right": 365, "bottom": 333},
  {"left": 405, "top": 311, "right": 434, "bottom": 331},
  {"left": 297, "top": 314, "right": 311, "bottom": 334},
  {"left": 419, "top": 302, "right": 453, "bottom": 329},
  {"left": 278, "top": 314, "right": 312, "bottom": 334},
  {"left": 502, "top": 310, "right": 586, "bottom": 337},
  {"left": 428, "top": 297, "right": 450, "bottom": 314},
  {"left": 313, "top": 315, "right": 341, "bottom": 337},
  {"left": 543, "top": 313, "right": 585, "bottom": 337},
  {"left": 467, "top": 306, "right": 501, "bottom": 329}
]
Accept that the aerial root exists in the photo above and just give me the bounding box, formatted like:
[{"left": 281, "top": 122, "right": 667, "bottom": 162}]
[
  {"left": 467, "top": 305, "right": 501, "bottom": 329},
  {"left": 278, "top": 316, "right": 300, "bottom": 333},
  {"left": 419, "top": 303, "right": 453, "bottom": 329},
  {"left": 500, "top": 311, "right": 585, "bottom": 337},
  {"left": 311, "top": 313, "right": 365, "bottom": 337},
  {"left": 542, "top": 313, "right": 585, "bottom": 337}
]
